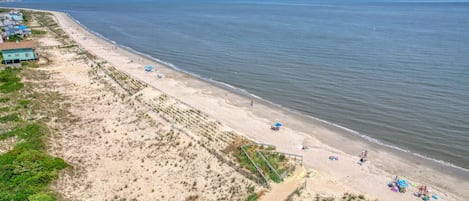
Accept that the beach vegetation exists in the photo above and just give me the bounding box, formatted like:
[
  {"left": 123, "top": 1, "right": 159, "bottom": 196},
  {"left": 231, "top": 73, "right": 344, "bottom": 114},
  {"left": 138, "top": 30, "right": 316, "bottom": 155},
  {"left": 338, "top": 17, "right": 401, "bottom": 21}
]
[
  {"left": 28, "top": 192, "right": 56, "bottom": 201},
  {"left": 246, "top": 193, "right": 258, "bottom": 201},
  {"left": 30, "top": 63, "right": 39, "bottom": 68},
  {"left": 0, "top": 68, "right": 24, "bottom": 93},
  {"left": 0, "top": 113, "right": 20, "bottom": 123},
  {"left": 19, "top": 99, "right": 30, "bottom": 108},
  {"left": 21, "top": 10, "right": 30, "bottom": 24},
  {"left": 311, "top": 192, "right": 375, "bottom": 201},
  {"left": 20, "top": 61, "right": 39, "bottom": 68},
  {"left": 0, "top": 123, "right": 69, "bottom": 200},
  {"left": 31, "top": 29, "right": 47, "bottom": 36},
  {"left": 236, "top": 144, "right": 291, "bottom": 184},
  {"left": 0, "top": 106, "right": 10, "bottom": 112},
  {"left": 7, "top": 34, "right": 23, "bottom": 42},
  {"left": 0, "top": 58, "right": 68, "bottom": 201},
  {"left": 60, "top": 44, "right": 77, "bottom": 49},
  {"left": 0, "top": 97, "right": 9, "bottom": 102}
]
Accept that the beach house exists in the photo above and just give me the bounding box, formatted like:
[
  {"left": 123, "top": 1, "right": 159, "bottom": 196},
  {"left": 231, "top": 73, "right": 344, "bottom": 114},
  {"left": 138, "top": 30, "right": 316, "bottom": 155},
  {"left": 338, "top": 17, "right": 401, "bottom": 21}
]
[
  {"left": 0, "top": 10, "right": 30, "bottom": 41},
  {"left": 0, "top": 41, "right": 37, "bottom": 65},
  {"left": 8, "top": 10, "right": 23, "bottom": 22}
]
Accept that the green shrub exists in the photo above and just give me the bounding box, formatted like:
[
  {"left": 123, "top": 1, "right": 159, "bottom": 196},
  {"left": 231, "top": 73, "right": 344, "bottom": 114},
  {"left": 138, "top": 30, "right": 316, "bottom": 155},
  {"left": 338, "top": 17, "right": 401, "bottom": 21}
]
[
  {"left": 0, "top": 97, "right": 9, "bottom": 102},
  {"left": 0, "top": 123, "right": 68, "bottom": 200},
  {"left": 19, "top": 99, "right": 30, "bottom": 107},
  {"left": 7, "top": 34, "right": 23, "bottom": 42}
]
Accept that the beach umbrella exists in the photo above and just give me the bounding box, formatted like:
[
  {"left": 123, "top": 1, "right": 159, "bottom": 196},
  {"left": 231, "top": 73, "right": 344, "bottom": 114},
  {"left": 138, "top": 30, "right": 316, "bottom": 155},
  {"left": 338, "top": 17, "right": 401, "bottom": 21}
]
[
  {"left": 145, "top": 66, "right": 153, "bottom": 72},
  {"left": 397, "top": 180, "right": 408, "bottom": 188},
  {"left": 274, "top": 122, "right": 282, "bottom": 127}
]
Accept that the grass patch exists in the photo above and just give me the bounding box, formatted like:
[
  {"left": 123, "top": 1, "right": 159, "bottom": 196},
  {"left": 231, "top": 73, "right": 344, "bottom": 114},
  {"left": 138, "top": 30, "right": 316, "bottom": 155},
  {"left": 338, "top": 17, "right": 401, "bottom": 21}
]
[
  {"left": 0, "top": 97, "right": 10, "bottom": 103},
  {"left": 262, "top": 152, "right": 289, "bottom": 177},
  {"left": 0, "top": 123, "right": 68, "bottom": 200},
  {"left": 0, "top": 68, "right": 24, "bottom": 93},
  {"left": 28, "top": 192, "right": 56, "bottom": 201},
  {"left": 0, "top": 113, "right": 21, "bottom": 123},
  {"left": 20, "top": 62, "right": 38, "bottom": 68},
  {"left": 19, "top": 99, "right": 30, "bottom": 108},
  {"left": 0, "top": 106, "right": 10, "bottom": 112}
]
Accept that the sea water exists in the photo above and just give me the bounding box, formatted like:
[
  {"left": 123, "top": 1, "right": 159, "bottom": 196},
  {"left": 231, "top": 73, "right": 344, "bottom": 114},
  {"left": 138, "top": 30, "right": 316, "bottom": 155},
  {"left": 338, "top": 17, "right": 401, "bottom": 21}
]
[{"left": 3, "top": 0, "right": 469, "bottom": 169}]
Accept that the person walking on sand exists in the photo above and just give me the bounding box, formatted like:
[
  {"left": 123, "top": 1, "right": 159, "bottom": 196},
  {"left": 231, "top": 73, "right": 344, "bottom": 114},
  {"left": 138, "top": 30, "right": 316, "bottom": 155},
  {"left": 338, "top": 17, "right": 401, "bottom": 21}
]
[
  {"left": 250, "top": 99, "right": 254, "bottom": 107},
  {"left": 359, "top": 149, "right": 368, "bottom": 164}
]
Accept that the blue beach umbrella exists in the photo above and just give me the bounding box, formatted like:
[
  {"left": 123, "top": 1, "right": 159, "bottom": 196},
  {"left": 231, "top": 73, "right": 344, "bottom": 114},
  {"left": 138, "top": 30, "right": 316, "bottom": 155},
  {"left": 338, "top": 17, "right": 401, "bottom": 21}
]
[
  {"left": 145, "top": 66, "right": 153, "bottom": 72},
  {"left": 274, "top": 122, "right": 282, "bottom": 127},
  {"left": 397, "top": 180, "right": 408, "bottom": 188}
]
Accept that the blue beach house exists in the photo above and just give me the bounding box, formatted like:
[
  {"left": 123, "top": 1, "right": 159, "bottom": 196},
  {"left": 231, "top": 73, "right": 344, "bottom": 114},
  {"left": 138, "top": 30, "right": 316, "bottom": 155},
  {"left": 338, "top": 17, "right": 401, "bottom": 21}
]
[
  {"left": 0, "top": 41, "right": 37, "bottom": 65},
  {"left": 8, "top": 11, "right": 23, "bottom": 22}
]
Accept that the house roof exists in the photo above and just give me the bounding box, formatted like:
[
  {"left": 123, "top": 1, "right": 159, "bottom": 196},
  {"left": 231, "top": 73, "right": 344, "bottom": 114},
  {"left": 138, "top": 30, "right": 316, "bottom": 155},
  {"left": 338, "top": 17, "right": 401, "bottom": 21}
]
[{"left": 0, "top": 41, "right": 36, "bottom": 51}]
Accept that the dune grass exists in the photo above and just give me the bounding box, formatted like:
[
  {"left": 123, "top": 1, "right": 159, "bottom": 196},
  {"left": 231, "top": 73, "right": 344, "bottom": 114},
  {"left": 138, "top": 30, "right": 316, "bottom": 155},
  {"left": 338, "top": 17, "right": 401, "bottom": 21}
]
[
  {"left": 0, "top": 113, "right": 20, "bottom": 123},
  {"left": 0, "top": 68, "right": 24, "bottom": 93},
  {"left": 31, "top": 29, "right": 47, "bottom": 36}
]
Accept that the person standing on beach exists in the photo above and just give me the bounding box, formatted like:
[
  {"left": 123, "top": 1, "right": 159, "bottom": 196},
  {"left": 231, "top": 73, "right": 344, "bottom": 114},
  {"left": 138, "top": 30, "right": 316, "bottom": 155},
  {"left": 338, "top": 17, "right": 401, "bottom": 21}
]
[
  {"left": 250, "top": 99, "right": 254, "bottom": 107},
  {"left": 359, "top": 149, "right": 368, "bottom": 164}
]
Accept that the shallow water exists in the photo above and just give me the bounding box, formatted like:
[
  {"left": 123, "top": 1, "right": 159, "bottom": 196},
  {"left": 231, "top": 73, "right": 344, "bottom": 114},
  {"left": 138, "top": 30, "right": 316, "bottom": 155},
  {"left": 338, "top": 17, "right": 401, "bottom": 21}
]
[{"left": 4, "top": 0, "right": 469, "bottom": 169}]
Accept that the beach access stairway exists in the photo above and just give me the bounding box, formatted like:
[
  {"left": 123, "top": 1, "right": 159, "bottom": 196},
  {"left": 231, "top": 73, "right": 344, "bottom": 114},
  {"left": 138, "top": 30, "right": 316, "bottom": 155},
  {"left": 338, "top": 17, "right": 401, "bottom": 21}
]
[{"left": 239, "top": 143, "right": 302, "bottom": 187}]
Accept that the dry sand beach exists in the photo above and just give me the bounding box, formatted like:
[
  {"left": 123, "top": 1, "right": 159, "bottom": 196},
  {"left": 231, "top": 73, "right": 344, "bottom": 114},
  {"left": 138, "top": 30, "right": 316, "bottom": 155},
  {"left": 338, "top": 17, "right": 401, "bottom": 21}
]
[{"left": 3, "top": 8, "right": 467, "bottom": 201}]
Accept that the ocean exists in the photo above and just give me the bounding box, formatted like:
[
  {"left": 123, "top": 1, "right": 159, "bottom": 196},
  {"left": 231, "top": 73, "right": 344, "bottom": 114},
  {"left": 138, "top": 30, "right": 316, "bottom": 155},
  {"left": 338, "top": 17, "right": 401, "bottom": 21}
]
[{"left": 3, "top": 0, "right": 469, "bottom": 169}]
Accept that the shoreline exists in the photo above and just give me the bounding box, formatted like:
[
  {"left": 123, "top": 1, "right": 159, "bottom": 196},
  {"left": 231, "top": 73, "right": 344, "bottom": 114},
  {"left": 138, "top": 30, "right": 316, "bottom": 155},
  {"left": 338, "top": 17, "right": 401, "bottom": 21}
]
[
  {"left": 9, "top": 7, "right": 467, "bottom": 200},
  {"left": 62, "top": 12, "right": 468, "bottom": 174},
  {"left": 51, "top": 9, "right": 468, "bottom": 200}
]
